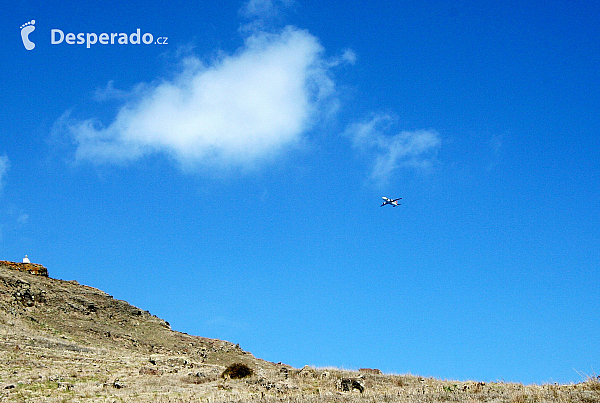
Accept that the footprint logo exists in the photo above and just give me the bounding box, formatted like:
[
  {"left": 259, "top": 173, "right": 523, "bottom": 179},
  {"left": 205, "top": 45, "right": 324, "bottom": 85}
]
[{"left": 20, "top": 20, "right": 36, "bottom": 50}]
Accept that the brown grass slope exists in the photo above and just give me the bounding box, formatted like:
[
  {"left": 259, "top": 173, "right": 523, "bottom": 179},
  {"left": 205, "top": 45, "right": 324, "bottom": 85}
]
[{"left": 1, "top": 263, "right": 599, "bottom": 402}]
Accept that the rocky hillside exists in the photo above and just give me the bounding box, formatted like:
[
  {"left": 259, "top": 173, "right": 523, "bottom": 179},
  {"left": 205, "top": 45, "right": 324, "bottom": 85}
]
[
  {"left": 0, "top": 261, "right": 259, "bottom": 362},
  {"left": 1, "top": 262, "right": 599, "bottom": 402},
  {"left": 0, "top": 261, "right": 283, "bottom": 400}
]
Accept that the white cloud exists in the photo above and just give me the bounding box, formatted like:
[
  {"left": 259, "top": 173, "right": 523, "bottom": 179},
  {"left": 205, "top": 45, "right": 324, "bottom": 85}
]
[
  {"left": 0, "top": 155, "right": 9, "bottom": 191},
  {"left": 240, "top": 0, "right": 295, "bottom": 20},
  {"left": 63, "top": 26, "right": 336, "bottom": 171},
  {"left": 344, "top": 114, "right": 441, "bottom": 184}
]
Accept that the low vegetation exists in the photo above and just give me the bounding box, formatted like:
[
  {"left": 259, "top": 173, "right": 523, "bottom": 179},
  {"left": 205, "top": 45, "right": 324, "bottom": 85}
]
[
  {"left": 1, "top": 263, "right": 598, "bottom": 402},
  {"left": 2, "top": 354, "right": 599, "bottom": 402},
  {"left": 222, "top": 363, "right": 254, "bottom": 379}
]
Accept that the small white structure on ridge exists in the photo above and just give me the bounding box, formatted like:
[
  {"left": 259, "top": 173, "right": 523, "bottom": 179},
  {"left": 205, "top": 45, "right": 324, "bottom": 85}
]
[{"left": 23, "top": 255, "right": 30, "bottom": 263}]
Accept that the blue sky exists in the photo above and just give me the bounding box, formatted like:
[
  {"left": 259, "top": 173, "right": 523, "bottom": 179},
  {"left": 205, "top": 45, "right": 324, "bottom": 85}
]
[{"left": 2, "top": 0, "right": 599, "bottom": 384}]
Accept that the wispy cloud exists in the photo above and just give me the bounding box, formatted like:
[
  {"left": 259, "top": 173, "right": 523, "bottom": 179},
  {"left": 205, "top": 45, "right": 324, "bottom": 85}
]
[
  {"left": 486, "top": 134, "right": 503, "bottom": 171},
  {"left": 240, "top": 0, "right": 295, "bottom": 19},
  {"left": 92, "top": 80, "right": 135, "bottom": 102},
  {"left": 0, "top": 155, "right": 9, "bottom": 192},
  {"left": 17, "top": 213, "right": 29, "bottom": 225},
  {"left": 59, "top": 26, "right": 337, "bottom": 172},
  {"left": 343, "top": 114, "right": 441, "bottom": 184},
  {"left": 0, "top": 156, "right": 30, "bottom": 241},
  {"left": 239, "top": 0, "right": 296, "bottom": 32}
]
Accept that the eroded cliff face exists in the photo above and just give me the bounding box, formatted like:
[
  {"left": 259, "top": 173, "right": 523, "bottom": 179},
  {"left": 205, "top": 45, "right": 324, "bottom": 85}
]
[{"left": 0, "top": 260, "right": 48, "bottom": 277}]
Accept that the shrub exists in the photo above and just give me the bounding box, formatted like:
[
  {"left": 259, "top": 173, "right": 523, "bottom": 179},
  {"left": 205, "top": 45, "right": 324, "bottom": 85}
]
[{"left": 222, "top": 363, "right": 253, "bottom": 379}]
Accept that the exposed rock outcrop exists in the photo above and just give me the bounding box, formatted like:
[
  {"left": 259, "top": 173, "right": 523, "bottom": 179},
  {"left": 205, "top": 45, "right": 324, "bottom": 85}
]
[{"left": 0, "top": 260, "right": 48, "bottom": 277}]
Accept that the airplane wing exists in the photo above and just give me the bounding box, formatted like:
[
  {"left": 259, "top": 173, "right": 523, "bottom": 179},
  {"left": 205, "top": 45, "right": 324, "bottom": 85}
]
[{"left": 381, "top": 196, "right": 402, "bottom": 207}]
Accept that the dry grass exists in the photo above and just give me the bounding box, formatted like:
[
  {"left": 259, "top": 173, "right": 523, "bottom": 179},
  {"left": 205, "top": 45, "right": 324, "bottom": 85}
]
[
  {"left": 1, "top": 264, "right": 599, "bottom": 402},
  {"left": 1, "top": 348, "right": 599, "bottom": 403}
]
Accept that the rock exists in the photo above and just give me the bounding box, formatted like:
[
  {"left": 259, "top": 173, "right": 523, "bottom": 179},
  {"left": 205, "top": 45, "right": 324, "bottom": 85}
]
[
  {"left": 341, "top": 378, "right": 365, "bottom": 393},
  {"left": 57, "top": 382, "right": 74, "bottom": 390},
  {"left": 0, "top": 260, "right": 49, "bottom": 277},
  {"left": 298, "top": 365, "right": 315, "bottom": 378},
  {"left": 359, "top": 368, "right": 382, "bottom": 375}
]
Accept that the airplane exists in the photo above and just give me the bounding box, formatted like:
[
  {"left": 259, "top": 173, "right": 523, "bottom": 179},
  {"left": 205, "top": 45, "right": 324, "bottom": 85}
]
[{"left": 381, "top": 196, "right": 402, "bottom": 207}]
